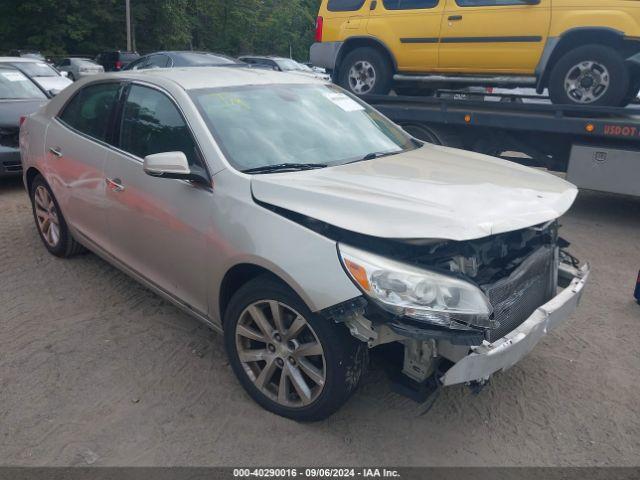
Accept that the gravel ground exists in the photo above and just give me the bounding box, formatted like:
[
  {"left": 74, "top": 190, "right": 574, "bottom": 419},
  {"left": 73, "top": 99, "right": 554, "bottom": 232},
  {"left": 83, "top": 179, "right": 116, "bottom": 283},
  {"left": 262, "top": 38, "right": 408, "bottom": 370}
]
[{"left": 1, "top": 175, "right": 639, "bottom": 467}]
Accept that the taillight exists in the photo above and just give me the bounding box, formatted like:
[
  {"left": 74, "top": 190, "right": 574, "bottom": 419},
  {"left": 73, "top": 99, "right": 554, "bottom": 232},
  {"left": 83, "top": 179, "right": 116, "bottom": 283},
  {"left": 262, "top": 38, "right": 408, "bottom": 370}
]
[
  {"left": 315, "top": 16, "right": 324, "bottom": 43},
  {"left": 115, "top": 60, "right": 123, "bottom": 70},
  {"left": 19, "top": 116, "right": 26, "bottom": 127},
  {"left": 485, "top": 87, "right": 494, "bottom": 94}
]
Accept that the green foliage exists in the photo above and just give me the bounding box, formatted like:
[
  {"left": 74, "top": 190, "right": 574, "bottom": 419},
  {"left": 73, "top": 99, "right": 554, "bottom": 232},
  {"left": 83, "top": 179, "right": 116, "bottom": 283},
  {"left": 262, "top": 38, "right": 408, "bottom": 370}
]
[{"left": 0, "top": 0, "right": 321, "bottom": 61}]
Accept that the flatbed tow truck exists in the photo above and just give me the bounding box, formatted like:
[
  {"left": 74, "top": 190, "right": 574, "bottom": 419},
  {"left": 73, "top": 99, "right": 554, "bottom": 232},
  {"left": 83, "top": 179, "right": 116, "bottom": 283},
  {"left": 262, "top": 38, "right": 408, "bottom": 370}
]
[{"left": 363, "top": 91, "right": 640, "bottom": 198}]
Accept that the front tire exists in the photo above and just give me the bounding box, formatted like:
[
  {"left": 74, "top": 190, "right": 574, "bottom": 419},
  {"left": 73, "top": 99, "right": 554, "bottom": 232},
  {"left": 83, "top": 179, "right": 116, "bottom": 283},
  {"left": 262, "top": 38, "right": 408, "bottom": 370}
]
[
  {"left": 548, "top": 45, "right": 629, "bottom": 106},
  {"left": 224, "top": 275, "right": 367, "bottom": 421},
  {"left": 30, "top": 175, "right": 85, "bottom": 257},
  {"left": 338, "top": 47, "right": 393, "bottom": 96}
]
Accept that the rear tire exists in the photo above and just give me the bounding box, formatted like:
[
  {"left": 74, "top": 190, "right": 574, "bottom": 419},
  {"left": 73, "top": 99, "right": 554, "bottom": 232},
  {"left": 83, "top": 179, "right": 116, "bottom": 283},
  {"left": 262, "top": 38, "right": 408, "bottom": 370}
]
[
  {"left": 338, "top": 47, "right": 393, "bottom": 96},
  {"left": 548, "top": 45, "right": 629, "bottom": 106},
  {"left": 224, "top": 275, "right": 367, "bottom": 421},
  {"left": 30, "top": 175, "right": 85, "bottom": 258}
]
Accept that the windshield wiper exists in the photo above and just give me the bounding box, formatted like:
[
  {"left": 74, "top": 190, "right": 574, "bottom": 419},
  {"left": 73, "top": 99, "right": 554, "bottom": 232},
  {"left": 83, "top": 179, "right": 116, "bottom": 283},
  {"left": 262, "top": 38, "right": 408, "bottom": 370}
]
[{"left": 242, "top": 163, "right": 328, "bottom": 174}]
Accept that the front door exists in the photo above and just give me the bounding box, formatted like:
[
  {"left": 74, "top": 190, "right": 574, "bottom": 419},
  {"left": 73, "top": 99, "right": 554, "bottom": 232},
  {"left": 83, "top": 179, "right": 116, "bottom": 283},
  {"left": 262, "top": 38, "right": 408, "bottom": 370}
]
[
  {"left": 368, "top": 0, "right": 445, "bottom": 71},
  {"left": 44, "top": 81, "right": 122, "bottom": 249},
  {"left": 438, "top": 0, "right": 551, "bottom": 74},
  {"left": 104, "top": 83, "right": 213, "bottom": 314}
]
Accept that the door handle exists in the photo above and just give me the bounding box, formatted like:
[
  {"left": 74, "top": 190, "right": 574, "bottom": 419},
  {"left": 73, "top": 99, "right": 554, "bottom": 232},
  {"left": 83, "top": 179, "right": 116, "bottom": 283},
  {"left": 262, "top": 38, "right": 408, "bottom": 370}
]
[
  {"left": 48, "top": 146, "right": 63, "bottom": 157},
  {"left": 106, "top": 178, "right": 125, "bottom": 192},
  {"left": 448, "top": 15, "right": 463, "bottom": 21}
]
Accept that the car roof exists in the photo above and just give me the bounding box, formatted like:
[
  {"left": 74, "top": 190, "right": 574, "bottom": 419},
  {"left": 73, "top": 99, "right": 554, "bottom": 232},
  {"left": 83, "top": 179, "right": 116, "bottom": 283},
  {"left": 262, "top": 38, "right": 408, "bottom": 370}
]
[
  {"left": 0, "top": 57, "right": 46, "bottom": 63},
  {"left": 109, "top": 66, "right": 325, "bottom": 90}
]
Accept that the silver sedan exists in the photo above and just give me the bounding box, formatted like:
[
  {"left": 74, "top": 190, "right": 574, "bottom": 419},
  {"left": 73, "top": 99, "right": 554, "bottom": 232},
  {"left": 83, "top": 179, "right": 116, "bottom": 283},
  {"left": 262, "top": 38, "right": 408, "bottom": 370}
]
[{"left": 20, "top": 68, "right": 588, "bottom": 420}]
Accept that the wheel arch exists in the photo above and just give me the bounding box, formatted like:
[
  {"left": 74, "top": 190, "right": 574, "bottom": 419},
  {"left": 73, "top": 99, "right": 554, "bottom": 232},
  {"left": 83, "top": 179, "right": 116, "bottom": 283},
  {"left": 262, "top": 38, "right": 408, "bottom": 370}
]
[
  {"left": 25, "top": 166, "right": 42, "bottom": 193},
  {"left": 335, "top": 36, "right": 397, "bottom": 79},
  {"left": 217, "top": 263, "right": 310, "bottom": 327},
  {"left": 537, "top": 27, "right": 627, "bottom": 91}
]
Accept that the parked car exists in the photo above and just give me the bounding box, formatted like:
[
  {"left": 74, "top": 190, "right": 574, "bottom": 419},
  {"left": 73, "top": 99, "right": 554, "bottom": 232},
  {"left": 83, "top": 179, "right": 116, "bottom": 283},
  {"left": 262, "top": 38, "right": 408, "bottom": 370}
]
[
  {"left": 0, "top": 57, "right": 72, "bottom": 96},
  {"left": 56, "top": 58, "right": 104, "bottom": 81},
  {"left": 0, "top": 66, "right": 48, "bottom": 177},
  {"left": 95, "top": 51, "right": 140, "bottom": 72},
  {"left": 239, "top": 55, "right": 330, "bottom": 80},
  {"left": 9, "top": 50, "right": 48, "bottom": 62},
  {"left": 20, "top": 67, "right": 589, "bottom": 420},
  {"left": 311, "top": 0, "right": 640, "bottom": 106},
  {"left": 124, "top": 51, "right": 245, "bottom": 71}
]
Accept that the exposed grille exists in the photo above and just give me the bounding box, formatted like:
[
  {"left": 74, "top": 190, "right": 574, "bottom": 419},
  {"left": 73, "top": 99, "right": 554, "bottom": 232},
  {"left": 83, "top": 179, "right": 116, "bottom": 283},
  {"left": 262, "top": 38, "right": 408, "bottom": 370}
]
[
  {"left": 483, "top": 246, "right": 556, "bottom": 342},
  {"left": 0, "top": 127, "right": 19, "bottom": 148},
  {"left": 2, "top": 159, "right": 22, "bottom": 172}
]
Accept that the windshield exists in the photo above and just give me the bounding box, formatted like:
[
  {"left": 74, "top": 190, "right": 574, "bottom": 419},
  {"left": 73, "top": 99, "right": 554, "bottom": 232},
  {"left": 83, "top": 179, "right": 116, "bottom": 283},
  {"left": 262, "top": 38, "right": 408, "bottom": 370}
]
[
  {"left": 275, "top": 58, "right": 305, "bottom": 71},
  {"left": 12, "top": 62, "right": 59, "bottom": 77},
  {"left": 191, "top": 84, "right": 417, "bottom": 172},
  {"left": 0, "top": 69, "right": 46, "bottom": 99}
]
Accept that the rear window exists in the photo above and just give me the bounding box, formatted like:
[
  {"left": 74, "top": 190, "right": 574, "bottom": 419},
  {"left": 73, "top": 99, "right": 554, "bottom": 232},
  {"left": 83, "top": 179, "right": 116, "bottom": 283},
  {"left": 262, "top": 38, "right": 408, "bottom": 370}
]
[
  {"left": 179, "top": 52, "right": 238, "bottom": 65},
  {"left": 327, "top": 0, "right": 366, "bottom": 11},
  {"left": 13, "top": 62, "right": 58, "bottom": 78}
]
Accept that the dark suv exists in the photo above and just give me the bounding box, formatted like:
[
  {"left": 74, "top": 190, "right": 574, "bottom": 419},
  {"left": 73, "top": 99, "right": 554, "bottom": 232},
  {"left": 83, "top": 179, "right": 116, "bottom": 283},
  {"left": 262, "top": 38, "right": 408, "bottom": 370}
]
[{"left": 95, "top": 51, "right": 140, "bottom": 72}]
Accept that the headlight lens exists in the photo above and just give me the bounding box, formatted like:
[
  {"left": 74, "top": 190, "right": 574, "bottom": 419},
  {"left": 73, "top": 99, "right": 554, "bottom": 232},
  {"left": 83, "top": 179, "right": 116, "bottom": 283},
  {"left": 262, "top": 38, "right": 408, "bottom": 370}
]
[{"left": 339, "top": 243, "right": 494, "bottom": 330}]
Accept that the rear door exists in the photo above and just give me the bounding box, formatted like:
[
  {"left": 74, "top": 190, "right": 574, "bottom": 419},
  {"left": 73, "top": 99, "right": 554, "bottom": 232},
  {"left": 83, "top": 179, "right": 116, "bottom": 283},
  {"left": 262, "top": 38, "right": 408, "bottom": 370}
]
[
  {"left": 368, "top": 0, "right": 444, "bottom": 71},
  {"left": 103, "top": 83, "right": 212, "bottom": 314},
  {"left": 44, "top": 81, "right": 122, "bottom": 249},
  {"left": 438, "top": 0, "right": 551, "bottom": 73}
]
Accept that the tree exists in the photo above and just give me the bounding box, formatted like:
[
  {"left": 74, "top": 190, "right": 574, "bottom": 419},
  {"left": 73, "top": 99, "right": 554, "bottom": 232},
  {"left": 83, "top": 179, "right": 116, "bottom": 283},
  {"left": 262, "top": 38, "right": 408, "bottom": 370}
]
[{"left": 0, "top": 0, "right": 322, "bottom": 61}]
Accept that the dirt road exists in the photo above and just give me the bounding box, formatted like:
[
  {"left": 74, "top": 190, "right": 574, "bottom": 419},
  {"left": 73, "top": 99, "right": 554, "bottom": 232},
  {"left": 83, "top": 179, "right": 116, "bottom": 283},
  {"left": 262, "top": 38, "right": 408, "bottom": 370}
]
[{"left": 1, "top": 176, "right": 639, "bottom": 466}]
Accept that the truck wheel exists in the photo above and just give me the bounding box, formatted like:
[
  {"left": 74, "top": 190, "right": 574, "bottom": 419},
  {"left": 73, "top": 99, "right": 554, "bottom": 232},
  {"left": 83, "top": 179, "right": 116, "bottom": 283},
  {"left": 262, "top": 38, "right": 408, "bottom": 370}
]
[
  {"left": 338, "top": 47, "right": 393, "bottom": 96},
  {"left": 548, "top": 45, "right": 629, "bottom": 106},
  {"left": 224, "top": 275, "right": 367, "bottom": 421},
  {"left": 30, "top": 175, "right": 85, "bottom": 258},
  {"left": 402, "top": 123, "right": 465, "bottom": 149}
]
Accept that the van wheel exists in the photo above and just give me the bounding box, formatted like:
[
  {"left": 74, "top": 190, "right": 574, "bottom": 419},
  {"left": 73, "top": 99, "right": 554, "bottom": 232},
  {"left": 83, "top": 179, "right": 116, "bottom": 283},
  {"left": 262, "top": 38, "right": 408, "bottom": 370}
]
[
  {"left": 224, "top": 275, "right": 367, "bottom": 421},
  {"left": 548, "top": 45, "right": 629, "bottom": 106},
  {"left": 339, "top": 47, "right": 393, "bottom": 96},
  {"left": 30, "top": 175, "right": 85, "bottom": 257}
]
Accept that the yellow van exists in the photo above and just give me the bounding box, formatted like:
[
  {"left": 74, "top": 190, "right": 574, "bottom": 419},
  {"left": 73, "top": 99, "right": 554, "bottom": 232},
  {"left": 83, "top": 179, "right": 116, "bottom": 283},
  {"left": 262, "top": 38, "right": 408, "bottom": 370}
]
[{"left": 310, "top": 0, "right": 640, "bottom": 106}]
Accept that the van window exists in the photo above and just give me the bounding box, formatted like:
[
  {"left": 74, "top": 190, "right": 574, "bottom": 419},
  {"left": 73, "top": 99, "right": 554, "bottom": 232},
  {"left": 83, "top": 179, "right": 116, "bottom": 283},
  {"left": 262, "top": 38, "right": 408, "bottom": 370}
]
[
  {"left": 456, "top": 0, "right": 532, "bottom": 6},
  {"left": 383, "top": 0, "right": 438, "bottom": 9},
  {"left": 327, "top": 0, "right": 366, "bottom": 12},
  {"left": 59, "top": 82, "right": 121, "bottom": 141}
]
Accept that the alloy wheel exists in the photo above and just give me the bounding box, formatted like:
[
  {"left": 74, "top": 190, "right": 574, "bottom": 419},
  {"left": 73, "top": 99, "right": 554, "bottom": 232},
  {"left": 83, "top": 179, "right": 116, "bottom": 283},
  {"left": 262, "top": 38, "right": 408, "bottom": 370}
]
[
  {"left": 348, "top": 60, "right": 376, "bottom": 95},
  {"left": 564, "top": 61, "right": 610, "bottom": 104},
  {"left": 34, "top": 185, "right": 61, "bottom": 248},
  {"left": 235, "top": 300, "right": 326, "bottom": 408}
]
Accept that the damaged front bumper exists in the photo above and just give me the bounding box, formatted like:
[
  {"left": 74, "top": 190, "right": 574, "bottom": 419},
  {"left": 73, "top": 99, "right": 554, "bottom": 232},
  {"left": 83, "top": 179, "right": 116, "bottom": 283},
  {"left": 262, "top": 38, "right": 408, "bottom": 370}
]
[{"left": 440, "top": 262, "right": 590, "bottom": 386}]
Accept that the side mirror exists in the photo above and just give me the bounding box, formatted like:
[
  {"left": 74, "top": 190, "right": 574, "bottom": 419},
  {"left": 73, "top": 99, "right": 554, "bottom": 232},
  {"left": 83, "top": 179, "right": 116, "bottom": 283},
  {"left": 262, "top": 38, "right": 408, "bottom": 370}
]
[
  {"left": 143, "top": 152, "right": 210, "bottom": 185},
  {"left": 60, "top": 71, "right": 68, "bottom": 78}
]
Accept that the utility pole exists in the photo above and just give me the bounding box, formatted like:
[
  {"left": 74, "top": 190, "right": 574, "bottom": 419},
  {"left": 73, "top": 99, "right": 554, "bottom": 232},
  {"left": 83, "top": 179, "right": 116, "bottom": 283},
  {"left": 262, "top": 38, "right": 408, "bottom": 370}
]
[{"left": 125, "top": 0, "right": 132, "bottom": 51}]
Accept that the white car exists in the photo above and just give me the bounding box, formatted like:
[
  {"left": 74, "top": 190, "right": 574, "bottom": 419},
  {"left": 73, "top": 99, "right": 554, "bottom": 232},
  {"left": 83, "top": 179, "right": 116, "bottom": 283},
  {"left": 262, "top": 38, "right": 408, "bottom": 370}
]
[
  {"left": 56, "top": 58, "right": 104, "bottom": 81},
  {"left": 0, "top": 57, "right": 72, "bottom": 96},
  {"left": 20, "top": 67, "right": 589, "bottom": 420}
]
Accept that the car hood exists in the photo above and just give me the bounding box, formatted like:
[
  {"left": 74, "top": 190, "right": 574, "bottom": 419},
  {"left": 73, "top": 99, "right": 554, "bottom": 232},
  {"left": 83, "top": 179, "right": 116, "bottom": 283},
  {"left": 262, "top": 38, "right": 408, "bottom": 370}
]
[
  {"left": 32, "top": 76, "right": 73, "bottom": 93},
  {"left": 250, "top": 144, "right": 578, "bottom": 241},
  {"left": 0, "top": 99, "right": 47, "bottom": 127}
]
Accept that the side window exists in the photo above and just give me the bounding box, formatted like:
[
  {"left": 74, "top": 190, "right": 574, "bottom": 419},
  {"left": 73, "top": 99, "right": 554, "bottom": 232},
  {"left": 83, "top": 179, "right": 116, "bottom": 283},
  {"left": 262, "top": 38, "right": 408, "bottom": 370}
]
[
  {"left": 327, "top": 0, "right": 366, "bottom": 12},
  {"left": 384, "top": 0, "right": 438, "bottom": 8},
  {"left": 60, "top": 59, "right": 71, "bottom": 67},
  {"left": 59, "top": 82, "right": 121, "bottom": 141},
  {"left": 456, "top": 0, "right": 535, "bottom": 6},
  {"left": 147, "top": 55, "right": 170, "bottom": 69},
  {"left": 119, "top": 85, "right": 200, "bottom": 167},
  {"left": 128, "top": 57, "right": 149, "bottom": 70}
]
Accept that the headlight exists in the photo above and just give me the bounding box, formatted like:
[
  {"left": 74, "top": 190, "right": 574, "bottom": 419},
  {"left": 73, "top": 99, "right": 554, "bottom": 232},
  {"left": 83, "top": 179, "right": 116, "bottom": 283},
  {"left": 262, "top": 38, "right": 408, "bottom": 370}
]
[{"left": 338, "top": 243, "right": 494, "bottom": 330}]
